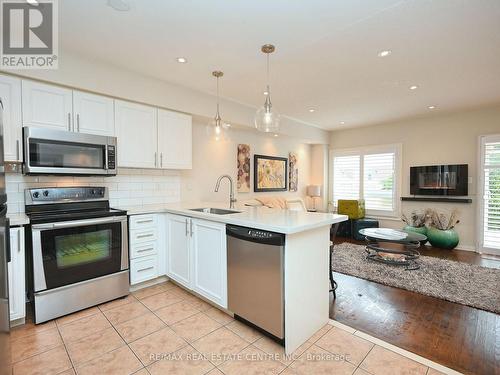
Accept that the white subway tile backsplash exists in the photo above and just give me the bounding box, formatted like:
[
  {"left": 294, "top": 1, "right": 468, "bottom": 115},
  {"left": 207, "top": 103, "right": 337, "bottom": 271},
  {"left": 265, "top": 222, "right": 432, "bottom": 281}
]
[{"left": 6, "top": 168, "right": 182, "bottom": 213}]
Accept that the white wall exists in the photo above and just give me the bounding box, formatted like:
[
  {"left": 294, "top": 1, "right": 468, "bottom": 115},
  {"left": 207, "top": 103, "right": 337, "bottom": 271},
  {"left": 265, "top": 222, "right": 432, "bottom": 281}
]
[
  {"left": 1, "top": 51, "right": 327, "bottom": 213},
  {"left": 181, "top": 120, "right": 312, "bottom": 204},
  {"left": 309, "top": 144, "right": 329, "bottom": 211},
  {"left": 1, "top": 50, "right": 329, "bottom": 144},
  {"left": 329, "top": 105, "right": 500, "bottom": 251}
]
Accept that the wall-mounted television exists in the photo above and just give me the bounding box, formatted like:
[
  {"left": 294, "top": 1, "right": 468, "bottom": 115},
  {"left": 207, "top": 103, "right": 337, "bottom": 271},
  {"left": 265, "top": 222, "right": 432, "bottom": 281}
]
[{"left": 410, "top": 164, "right": 468, "bottom": 196}]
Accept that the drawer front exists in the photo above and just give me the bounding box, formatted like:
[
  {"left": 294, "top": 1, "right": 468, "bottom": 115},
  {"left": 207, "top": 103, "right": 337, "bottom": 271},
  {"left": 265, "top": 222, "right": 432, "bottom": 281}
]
[
  {"left": 130, "top": 256, "right": 158, "bottom": 285},
  {"left": 130, "top": 241, "right": 158, "bottom": 259},
  {"left": 129, "top": 214, "right": 157, "bottom": 230},
  {"left": 130, "top": 228, "right": 158, "bottom": 246}
]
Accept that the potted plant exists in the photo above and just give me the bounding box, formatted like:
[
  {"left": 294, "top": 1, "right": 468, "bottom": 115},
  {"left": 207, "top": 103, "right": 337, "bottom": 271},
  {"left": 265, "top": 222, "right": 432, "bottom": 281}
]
[
  {"left": 426, "top": 209, "right": 460, "bottom": 249},
  {"left": 401, "top": 210, "right": 429, "bottom": 245}
]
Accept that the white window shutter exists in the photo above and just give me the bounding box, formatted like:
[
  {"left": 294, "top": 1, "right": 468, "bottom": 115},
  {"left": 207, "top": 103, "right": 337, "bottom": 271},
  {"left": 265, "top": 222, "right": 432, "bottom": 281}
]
[
  {"left": 333, "top": 155, "right": 360, "bottom": 204},
  {"left": 363, "top": 153, "right": 395, "bottom": 212},
  {"left": 483, "top": 140, "right": 500, "bottom": 250}
]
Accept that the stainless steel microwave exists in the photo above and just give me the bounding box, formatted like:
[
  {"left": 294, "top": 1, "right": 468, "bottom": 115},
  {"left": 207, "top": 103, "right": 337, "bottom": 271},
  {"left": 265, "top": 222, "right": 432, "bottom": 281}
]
[{"left": 23, "top": 127, "right": 117, "bottom": 176}]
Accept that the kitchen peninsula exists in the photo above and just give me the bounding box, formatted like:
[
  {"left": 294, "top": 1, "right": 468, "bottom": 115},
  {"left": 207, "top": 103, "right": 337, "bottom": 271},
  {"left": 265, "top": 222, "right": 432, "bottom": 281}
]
[{"left": 127, "top": 202, "right": 347, "bottom": 354}]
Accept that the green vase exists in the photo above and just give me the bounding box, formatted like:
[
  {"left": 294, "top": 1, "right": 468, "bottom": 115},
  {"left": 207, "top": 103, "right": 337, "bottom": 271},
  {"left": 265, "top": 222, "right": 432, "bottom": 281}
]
[
  {"left": 427, "top": 227, "right": 459, "bottom": 249},
  {"left": 403, "top": 225, "right": 428, "bottom": 245}
]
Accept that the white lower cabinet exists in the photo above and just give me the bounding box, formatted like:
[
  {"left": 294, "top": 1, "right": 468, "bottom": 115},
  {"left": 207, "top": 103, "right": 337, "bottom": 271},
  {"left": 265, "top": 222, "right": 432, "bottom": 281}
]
[
  {"left": 190, "top": 219, "right": 227, "bottom": 308},
  {"left": 130, "top": 255, "right": 158, "bottom": 285},
  {"left": 129, "top": 214, "right": 161, "bottom": 285},
  {"left": 8, "top": 227, "right": 25, "bottom": 321},
  {"left": 165, "top": 214, "right": 191, "bottom": 288},
  {"left": 165, "top": 214, "right": 227, "bottom": 308}
]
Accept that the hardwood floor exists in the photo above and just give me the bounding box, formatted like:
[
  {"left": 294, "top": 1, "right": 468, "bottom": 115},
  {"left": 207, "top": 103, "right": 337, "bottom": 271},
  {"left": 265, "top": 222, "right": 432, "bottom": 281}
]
[{"left": 330, "top": 238, "right": 500, "bottom": 375}]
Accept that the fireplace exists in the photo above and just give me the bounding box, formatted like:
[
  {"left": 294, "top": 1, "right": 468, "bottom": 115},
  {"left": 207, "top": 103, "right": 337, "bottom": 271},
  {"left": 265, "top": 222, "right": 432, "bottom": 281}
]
[{"left": 410, "top": 164, "right": 468, "bottom": 196}]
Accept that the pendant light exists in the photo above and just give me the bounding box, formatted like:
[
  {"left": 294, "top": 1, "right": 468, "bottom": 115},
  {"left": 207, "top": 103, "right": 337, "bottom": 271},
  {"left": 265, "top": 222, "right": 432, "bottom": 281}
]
[
  {"left": 207, "top": 70, "right": 230, "bottom": 141},
  {"left": 255, "top": 44, "right": 280, "bottom": 133}
]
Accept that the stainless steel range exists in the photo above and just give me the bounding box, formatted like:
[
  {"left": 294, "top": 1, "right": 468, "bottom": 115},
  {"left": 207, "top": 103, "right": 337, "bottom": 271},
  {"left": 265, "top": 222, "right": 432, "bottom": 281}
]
[{"left": 25, "top": 187, "right": 129, "bottom": 324}]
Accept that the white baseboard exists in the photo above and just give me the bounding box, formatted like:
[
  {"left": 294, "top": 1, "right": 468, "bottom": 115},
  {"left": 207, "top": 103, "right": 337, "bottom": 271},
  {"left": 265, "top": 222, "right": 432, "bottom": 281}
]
[{"left": 423, "top": 243, "right": 476, "bottom": 252}]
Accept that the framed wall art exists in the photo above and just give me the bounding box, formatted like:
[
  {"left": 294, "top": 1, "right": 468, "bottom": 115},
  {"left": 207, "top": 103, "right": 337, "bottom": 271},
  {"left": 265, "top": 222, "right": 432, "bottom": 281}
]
[
  {"left": 237, "top": 144, "right": 251, "bottom": 192},
  {"left": 289, "top": 152, "right": 298, "bottom": 192},
  {"left": 254, "top": 154, "right": 288, "bottom": 192}
]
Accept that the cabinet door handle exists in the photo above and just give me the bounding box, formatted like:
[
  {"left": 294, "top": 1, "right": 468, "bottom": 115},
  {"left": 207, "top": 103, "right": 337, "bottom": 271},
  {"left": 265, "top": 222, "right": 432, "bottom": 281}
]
[
  {"left": 190, "top": 220, "right": 193, "bottom": 237},
  {"left": 67, "top": 113, "right": 71, "bottom": 131},
  {"left": 136, "top": 219, "right": 153, "bottom": 224},
  {"left": 185, "top": 219, "right": 188, "bottom": 236},
  {"left": 138, "top": 266, "right": 154, "bottom": 272},
  {"left": 16, "top": 140, "right": 20, "bottom": 161},
  {"left": 18, "top": 232, "right": 21, "bottom": 253},
  {"left": 77, "top": 113, "right": 80, "bottom": 132},
  {"left": 137, "top": 247, "right": 154, "bottom": 253},
  {"left": 160, "top": 153, "right": 163, "bottom": 168},
  {"left": 137, "top": 233, "right": 153, "bottom": 239},
  {"left": 154, "top": 152, "right": 157, "bottom": 168}
]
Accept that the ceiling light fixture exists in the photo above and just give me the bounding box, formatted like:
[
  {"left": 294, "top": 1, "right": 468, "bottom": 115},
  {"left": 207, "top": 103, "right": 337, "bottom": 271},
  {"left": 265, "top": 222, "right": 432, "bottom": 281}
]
[
  {"left": 255, "top": 44, "right": 280, "bottom": 133},
  {"left": 340, "top": 121, "right": 345, "bottom": 125},
  {"left": 176, "top": 57, "right": 187, "bottom": 63},
  {"left": 107, "top": 0, "right": 131, "bottom": 11},
  {"left": 274, "top": 134, "right": 279, "bottom": 137},
  {"left": 409, "top": 85, "right": 418, "bottom": 90},
  {"left": 377, "top": 50, "right": 392, "bottom": 57},
  {"left": 309, "top": 109, "right": 315, "bottom": 113},
  {"left": 428, "top": 105, "right": 436, "bottom": 109},
  {"left": 207, "top": 71, "right": 230, "bottom": 141}
]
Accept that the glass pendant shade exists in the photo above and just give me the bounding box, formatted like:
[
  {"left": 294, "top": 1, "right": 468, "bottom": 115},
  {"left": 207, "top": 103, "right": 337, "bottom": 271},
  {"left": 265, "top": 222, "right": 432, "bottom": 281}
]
[
  {"left": 254, "top": 95, "right": 280, "bottom": 132},
  {"left": 208, "top": 71, "right": 230, "bottom": 141},
  {"left": 206, "top": 115, "right": 230, "bottom": 141},
  {"left": 255, "top": 44, "right": 279, "bottom": 132}
]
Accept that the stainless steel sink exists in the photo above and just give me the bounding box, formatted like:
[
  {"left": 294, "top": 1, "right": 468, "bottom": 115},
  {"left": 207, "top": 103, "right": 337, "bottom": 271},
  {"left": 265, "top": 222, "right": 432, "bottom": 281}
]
[{"left": 190, "top": 207, "right": 241, "bottom": 215}]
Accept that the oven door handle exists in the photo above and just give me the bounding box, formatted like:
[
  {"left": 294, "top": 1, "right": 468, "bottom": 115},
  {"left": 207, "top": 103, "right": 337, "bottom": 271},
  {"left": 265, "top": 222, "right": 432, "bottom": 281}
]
[{"left": 32, "top": 216, "right": 126, "bottom": 230}]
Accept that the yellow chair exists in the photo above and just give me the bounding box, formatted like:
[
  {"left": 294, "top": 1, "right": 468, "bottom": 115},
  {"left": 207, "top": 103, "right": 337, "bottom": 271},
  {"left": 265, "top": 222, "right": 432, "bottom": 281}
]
[{"left": 337, "top": 199, "right": 365, "bottom": 219}]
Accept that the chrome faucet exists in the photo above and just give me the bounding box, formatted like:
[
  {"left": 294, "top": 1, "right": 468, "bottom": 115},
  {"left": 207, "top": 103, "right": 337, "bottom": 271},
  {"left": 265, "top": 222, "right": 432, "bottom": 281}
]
[{"left": 215, "top": 175, "right": 237, "bottom": 209}]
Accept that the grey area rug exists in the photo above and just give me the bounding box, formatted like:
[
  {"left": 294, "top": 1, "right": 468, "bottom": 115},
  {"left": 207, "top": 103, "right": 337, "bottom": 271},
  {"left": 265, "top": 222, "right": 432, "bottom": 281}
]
[{"left": 332, "top": 242, "right": 500, "bottom": 314}]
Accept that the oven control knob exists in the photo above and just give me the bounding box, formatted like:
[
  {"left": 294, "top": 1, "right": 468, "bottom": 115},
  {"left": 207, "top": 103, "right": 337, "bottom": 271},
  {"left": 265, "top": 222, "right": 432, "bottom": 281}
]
[
  {"left": 43, "top": 190, "right": 49, "bottom": 197},
  {"left": 33, "top": 192, "right": 40, "bottom": 198}
]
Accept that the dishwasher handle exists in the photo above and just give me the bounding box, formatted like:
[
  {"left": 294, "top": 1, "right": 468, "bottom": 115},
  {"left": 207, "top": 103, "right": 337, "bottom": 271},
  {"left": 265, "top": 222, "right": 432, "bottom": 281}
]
[{"left": 226, "top": 224, "right": 285, "bottom": 246}]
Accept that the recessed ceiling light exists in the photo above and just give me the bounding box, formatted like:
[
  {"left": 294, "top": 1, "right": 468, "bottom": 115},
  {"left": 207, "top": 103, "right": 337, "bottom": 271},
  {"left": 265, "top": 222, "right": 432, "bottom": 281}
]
[
  {"left": 409, "top": 85, "right": 418, "bottom": 90},
  {"left": 176, "top": 57, "right": 187, "bottom": 63},
  {"left": 378, "top": 50, "right": 392, "bottom": 57},
  {"left": 308, "top": 109, "right": 315, "bottom": 113},
  {"left": 263, "top": 90, "right": 269, "bottom": 96},
  {"left": 273, "top": 134, "right": 278, "bottom": 137},
  {"left": 428, "top": 105, "right": 436, "bottom": 109},
  {"left": 107, "top": 0, "right": 131, "bottom": 11},
  {"left": 340, "top": 121, "right": 345, "bottom": 125}
]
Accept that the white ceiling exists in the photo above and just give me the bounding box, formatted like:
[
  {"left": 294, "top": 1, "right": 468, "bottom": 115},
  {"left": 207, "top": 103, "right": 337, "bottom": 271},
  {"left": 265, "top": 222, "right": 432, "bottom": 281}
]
[{"left": 60, "top": 0, "right": 500, "bottom": 130}]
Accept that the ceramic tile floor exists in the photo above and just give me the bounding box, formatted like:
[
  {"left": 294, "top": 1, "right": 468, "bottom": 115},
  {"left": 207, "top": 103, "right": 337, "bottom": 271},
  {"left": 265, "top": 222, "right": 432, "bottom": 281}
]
[{"left": 10, "top": 281, "right": 460, "bottom": 375}]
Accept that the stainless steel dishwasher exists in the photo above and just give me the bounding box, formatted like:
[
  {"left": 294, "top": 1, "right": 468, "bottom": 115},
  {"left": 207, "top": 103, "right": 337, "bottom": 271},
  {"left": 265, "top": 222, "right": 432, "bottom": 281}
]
[{"left": 226, "top": 224, "right": 285, "bottom": 340}]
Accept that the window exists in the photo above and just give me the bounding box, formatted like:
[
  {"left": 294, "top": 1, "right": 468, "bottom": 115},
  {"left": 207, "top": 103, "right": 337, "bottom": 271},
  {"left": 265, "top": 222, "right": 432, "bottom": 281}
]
[
  {"left": 479, "top": 135, "right": 500, "bottom": 253},
  {"left": 331, "top": 145, "right": 401, "bottom": 217}
]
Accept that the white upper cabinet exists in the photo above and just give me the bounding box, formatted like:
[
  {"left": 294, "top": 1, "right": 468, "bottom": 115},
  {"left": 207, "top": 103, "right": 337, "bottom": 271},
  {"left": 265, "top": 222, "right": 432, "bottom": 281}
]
[
  {"left": 0, "top": 75, "right": 22, "bottom": 161},
  {"left": 157, "top": 109, "right": 192, "bottom": 169},
  {"left": 73, "top": 91, "right": 115, "bottom": 136},
  {"left": 115, "top": 100, "right": 157, "bottom": 168},
  {"left": 22, "top": 80, "right": 73, "bottom": 131}
]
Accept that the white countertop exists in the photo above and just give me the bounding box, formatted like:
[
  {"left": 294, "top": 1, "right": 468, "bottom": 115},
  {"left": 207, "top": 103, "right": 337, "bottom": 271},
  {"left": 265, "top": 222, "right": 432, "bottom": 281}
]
[
  {"left": 124, "top": 202, "right": 348, "bottom": 234},
  {"left": 7, "top": 213, "right": 30, "bottom": 226}
]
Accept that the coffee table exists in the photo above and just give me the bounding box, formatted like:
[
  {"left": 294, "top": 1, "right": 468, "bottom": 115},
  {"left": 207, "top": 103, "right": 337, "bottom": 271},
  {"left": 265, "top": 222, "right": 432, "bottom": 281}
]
[{"left": 358, "top": 228, "right": 426, "bottom": 270}]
